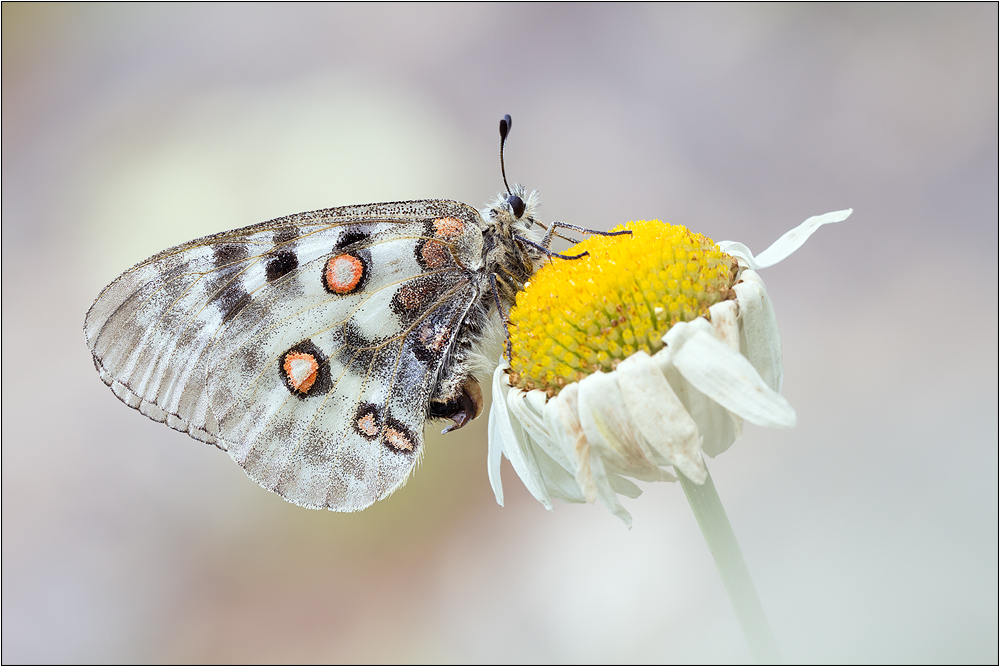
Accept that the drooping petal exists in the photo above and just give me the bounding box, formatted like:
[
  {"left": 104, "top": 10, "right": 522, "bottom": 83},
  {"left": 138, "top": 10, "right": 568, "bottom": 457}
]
[
  {"left": 659, "top": 361, "right": 739, "bottom": 457},
  {"left": 488, "top": 365, "right": 513, "bottom": 505},
  {"left": 606, "top": 471, "right": 643, "bottom": 499},
  {"left": 588, "top": 446, "right": 634, "bottom": 528},
  {"left": 718, "top": 209, "right": 852, "bottom": 269},
  {"left": 732, "top": 270, "right": 783, "bottom": 392},
  {"left": 708, "top": 300, "right": 741, "bottom": 352},
  {"left": 510, "top": 387, "right": 576, "bottom": 477},
  {"left": 495, "top": 375, "right": 553, "bottom": 509},
  {"left": 615, "top": 351, "right": 707, "bottom": 483},
  {"left": 528, "top": 435, "right": 588, "bottom": 504},
  {"left": 663, "top": 319, "right": 796, "bottom": 428},
  {"left": 707, "top": 300, "right": 746, "bottom": 439},
  {"left": 544, "top": 384, "right": 596, "bottom": 503},
  {"left": 576, "top": 370, "right": 674, "bottom": 482}
]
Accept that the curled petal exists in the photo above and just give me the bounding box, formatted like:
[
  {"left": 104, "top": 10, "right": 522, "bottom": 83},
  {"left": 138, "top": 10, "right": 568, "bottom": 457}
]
[
  {"left": 709, "top": 299, "right": 741, "bottom": 352},
  {"left": 577, "top": 371, "right": 674, "bottom": 482},
  {"left": 588, "top": 447, "right": 634, "bottom": 528},
  {"left": 493, "top": 367, "right": 553, "bottom": 509},
  {"left": 607, "top": 471, "right": 642, "bottom": 499},
  {"left": 531, "top": 439, "right": 588, "bottom": 505},
  {"left": 544, "top": 385, "right": 596, "bottom": 502},
  {"left": 663, "top": 319, "right": 796, "bottom": 429},
  {"left": 719, "top": 209, "right": 852, "bottom": 269},
  {"left": 732, "top": 270, "right": 783, "bottom": 392},
  {"left": 488, "top": 365, "right": 513, "bottom": 505},
  {"left": 708, "top": 300, "right": 745, "bottom": 440},
  {"left": 615, "top": 351, "right": 707, "bottom": 483},
  {"left": 659, "top": 362, "right": 739, "bottom": 457},
  {"left": 510, "top": 387, "right": 575, "bottom": 476}
]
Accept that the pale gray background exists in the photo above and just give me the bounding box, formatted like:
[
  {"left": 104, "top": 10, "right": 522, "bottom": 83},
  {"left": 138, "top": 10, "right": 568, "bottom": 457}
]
[{"left": 3, "top": 4, "right": 997, "bottom": 663}]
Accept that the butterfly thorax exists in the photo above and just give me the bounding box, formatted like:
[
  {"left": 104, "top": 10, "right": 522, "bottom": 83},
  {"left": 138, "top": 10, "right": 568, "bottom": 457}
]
[
  {"left": 422, "top": 185, "right": 546, "bottom": 429},
  {"left": 477, "top": 184, "right": 546, "bottom": 310}
]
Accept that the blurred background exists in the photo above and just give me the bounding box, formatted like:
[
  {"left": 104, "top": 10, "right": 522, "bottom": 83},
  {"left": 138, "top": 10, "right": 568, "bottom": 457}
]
[{"left": 2, "top": 4, "right": 996, "bottom": 663}]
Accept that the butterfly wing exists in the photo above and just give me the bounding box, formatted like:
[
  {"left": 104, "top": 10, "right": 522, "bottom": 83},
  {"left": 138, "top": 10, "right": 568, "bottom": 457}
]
[{"left": 85, "top": 200, "right": 487, "bottom": 511}]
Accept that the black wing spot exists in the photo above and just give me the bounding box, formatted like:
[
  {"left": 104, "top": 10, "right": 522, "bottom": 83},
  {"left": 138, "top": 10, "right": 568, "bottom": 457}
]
[
  {"left": 272, "top": 227, "right": 300, "bottom": 245},
  {"left": 338, "top": 320, "right": 377, "bottom": 370},
  {"left": 390, "top": 277, "right": 439, "bottom": 322},
  {"left": 265, "top": 250, "right": 298, "bottom": 282},
  {"left": 214, "top": 243, "right": 248, "bottom": 266},
  {"left": 336, "top": 230, "right": 370, "bottom": 250},
  {"left": 414, "top": 238, "right": 453, "bottom": 270},
  {"left": 216, "top": 284, "right": 252, "bottom": 323}
]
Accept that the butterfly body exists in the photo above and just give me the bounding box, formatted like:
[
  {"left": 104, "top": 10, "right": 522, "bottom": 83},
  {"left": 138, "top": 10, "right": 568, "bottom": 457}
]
[{"left": 85, "top": 184, "right": 548, "bottom": 511}]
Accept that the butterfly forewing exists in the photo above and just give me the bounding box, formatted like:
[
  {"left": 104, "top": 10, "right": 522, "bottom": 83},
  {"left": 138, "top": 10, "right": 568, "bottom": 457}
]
[{"left": 85, "top": 200, "right": 488, "bottom": 510}]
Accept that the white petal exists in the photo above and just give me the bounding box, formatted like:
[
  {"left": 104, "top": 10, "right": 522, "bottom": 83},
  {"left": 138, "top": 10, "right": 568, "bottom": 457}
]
[
  {"left": 659, "top": 362, "right": 739, "bottom": 457},
  {"left": 500, "top": 386, "right": 553, "bottom": 509},
  {"left": 576, "top": 370, "right": 673, "bottom": 482},
  {"left": 707, "top": 302, "right": 748, "bottom": 441},
  {"left": 544, "top": 384, "right": 596, "bottom": 503},
  {"left": 615, "top": 351, "right": 707, "bottom": 483},
  {"left": 664, "top": 319, "right": 796, "bottom": 428},
  {"left": 657, "top": 321, "right": 736, "bottom": 456},
  {"left": 718, "top": 209, "right": 852, "bottom": 269},
  {"left": 530, "top": 436, "right": 588, "bottom": 504},
  {"left": 487, "top": 413, "right": 506, "bottom": 505},
  {"left": 589, "top": 448, "right": 634, "bottom": 528},
  {"left": 732, "top": 270, "right": 783, "bottom": 392},
  {"left": 487, "top": 365, "right": 513, "bottom": 506},
  {"left": 509, "top": 387, "right": 575, "bottom": 476},
  {"left": 708, "top": 299, "right": 740, "bottom": 352},
  {"left": 606, "top": 471, "right": 643, "bottom": 499}
]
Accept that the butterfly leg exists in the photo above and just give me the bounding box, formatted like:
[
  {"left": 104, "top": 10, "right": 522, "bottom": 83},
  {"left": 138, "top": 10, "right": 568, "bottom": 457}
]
[
  {"left": 514, "top": 235, "right": 589, "bottom": 261},
  {"left": 489, "top": 272, "right": 515, "bottom": 361},
  {"left": 540, "top": 221, "right": 632, "bottom": 248}
]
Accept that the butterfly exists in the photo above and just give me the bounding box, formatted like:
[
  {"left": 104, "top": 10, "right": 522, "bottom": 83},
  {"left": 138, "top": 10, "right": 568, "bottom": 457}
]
[{"left": 85, "top": 115, "right": 624, "bottom": 512}]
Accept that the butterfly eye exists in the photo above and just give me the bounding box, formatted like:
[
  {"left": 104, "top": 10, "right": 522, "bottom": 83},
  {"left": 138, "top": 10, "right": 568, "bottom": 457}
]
[{"left": 507, "top": 194, "right": 526, "bottom": 218}]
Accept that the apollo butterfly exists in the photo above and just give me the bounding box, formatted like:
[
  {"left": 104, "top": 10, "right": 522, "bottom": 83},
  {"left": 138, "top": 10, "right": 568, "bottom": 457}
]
[{"left": 84, "top": 115, "right": 626, "bottom": 511}]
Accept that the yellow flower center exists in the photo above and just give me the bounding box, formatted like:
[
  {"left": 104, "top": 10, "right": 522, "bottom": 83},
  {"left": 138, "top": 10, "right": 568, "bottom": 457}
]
[{"left": 508, "top": 220, "right": 737, "bottom": 394}]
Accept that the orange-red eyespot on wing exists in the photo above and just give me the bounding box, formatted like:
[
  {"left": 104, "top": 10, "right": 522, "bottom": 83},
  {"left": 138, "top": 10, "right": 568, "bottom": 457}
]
[
  {"left": 356, "top": 410, "right": 380, "bottom": 439},
  {"left": 324, "top": 253, "right": 366, "bottom": 294},
  {"left": 282, "top": 351, "right": 320, "bottom": 394},
  {"left": 278, "top": 341, "right": 331, "bottom": 398},
  {"left": 384, "top": 426, "right": 415, "bottom": 452},
  {"left": 433, "top": 217, "right": 465, "bottom": 239}
]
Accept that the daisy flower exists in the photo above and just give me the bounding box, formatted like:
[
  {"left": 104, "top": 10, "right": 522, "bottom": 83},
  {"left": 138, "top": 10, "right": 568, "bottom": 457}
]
[
  {"left": 487, "top": 208, "right": 850, "bottom": 661},
  {"left": 488, "top": 209, "right": 851, "bottom": 525}
]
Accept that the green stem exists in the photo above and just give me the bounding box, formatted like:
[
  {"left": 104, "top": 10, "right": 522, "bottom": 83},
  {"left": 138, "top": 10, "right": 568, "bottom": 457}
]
[{"left": 678, "top": 465, "right": 781, "bottom": 664}]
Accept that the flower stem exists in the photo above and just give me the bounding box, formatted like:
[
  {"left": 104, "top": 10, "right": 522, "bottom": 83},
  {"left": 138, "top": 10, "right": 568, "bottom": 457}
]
[{"left": 678, "top": 466, "right": 781, "bottom": 664}]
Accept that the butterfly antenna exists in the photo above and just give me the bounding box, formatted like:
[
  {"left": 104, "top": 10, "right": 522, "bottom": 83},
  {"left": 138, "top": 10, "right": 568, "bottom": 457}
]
[{"left": 499, "top": 114, "right": 513, "bottom": 195}]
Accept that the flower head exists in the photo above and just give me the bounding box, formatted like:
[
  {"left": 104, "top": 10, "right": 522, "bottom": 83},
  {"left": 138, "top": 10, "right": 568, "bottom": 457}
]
[{"left": 488, "top": 210, "right": 852, "bottom": 526}]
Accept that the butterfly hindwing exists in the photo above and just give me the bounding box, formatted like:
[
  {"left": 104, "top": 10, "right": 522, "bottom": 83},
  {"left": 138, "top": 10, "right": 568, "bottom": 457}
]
[{"left": 85, "top": 200, "right": 488, "bottom": 511}]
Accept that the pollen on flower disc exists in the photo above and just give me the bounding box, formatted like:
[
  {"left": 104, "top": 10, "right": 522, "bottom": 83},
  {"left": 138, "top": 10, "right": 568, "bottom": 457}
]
[{"left": 507, "top": 220, "right": 737, "bottom": 394}]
